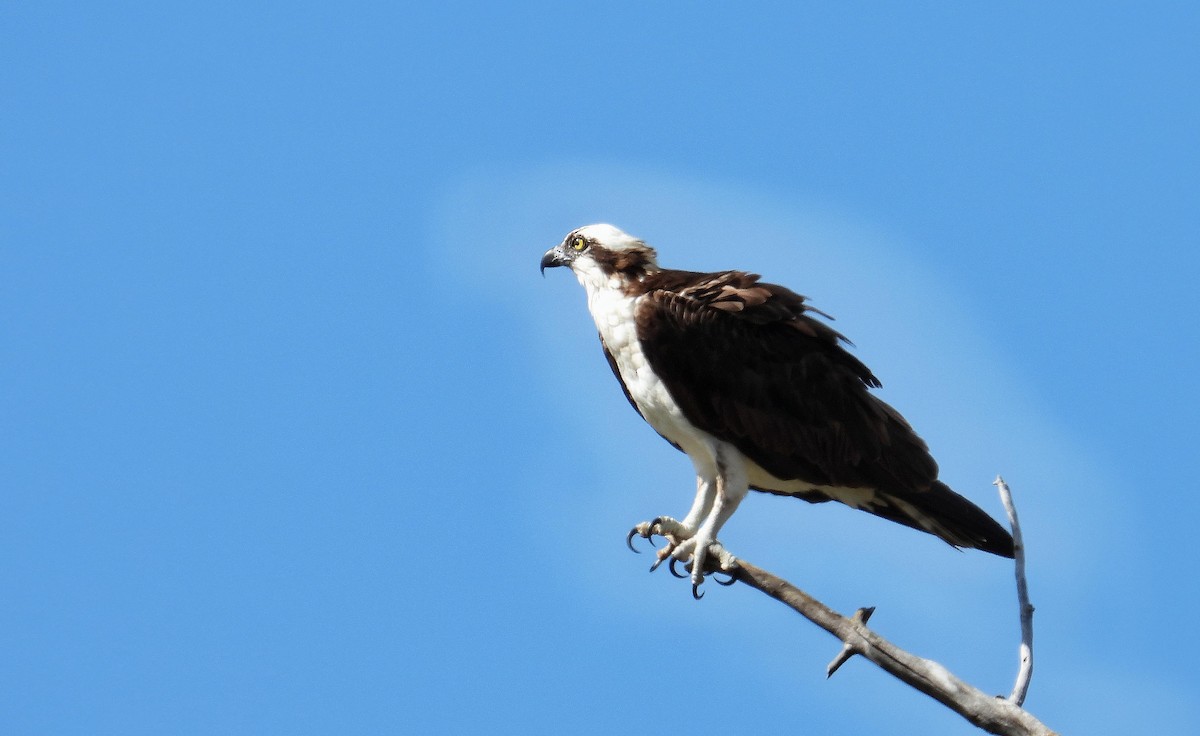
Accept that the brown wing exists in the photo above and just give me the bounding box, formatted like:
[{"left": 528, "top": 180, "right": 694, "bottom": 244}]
[{"left": 633, "top": 269, "right": 939, "bottom": 492}]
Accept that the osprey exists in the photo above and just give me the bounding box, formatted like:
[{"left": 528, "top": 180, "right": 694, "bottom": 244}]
[{"left": 541, "top": 224, "right": 1014, "bottom": 598}]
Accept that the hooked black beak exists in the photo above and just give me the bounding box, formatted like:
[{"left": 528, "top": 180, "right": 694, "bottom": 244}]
[{"left": 540, "top": 246, "right": 567, "bottom": 276}]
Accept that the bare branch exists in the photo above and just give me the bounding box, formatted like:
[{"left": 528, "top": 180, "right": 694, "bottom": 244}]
[
  {"left": 826, "top": 606, "right": 875, "bottom": 677},
  {"left": 995, "top": 475, "right": 1035, "bottom": 706},
  {"left": 723, "top": 557, "right": 1057, "bottom": 736}
]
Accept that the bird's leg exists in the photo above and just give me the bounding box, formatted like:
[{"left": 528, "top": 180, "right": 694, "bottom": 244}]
[
  {"left": 627, "top": 474, "right": 715, "bottom": 564},
  {"left": 669, "top": 452, "right": 747, "bottom": 596}
]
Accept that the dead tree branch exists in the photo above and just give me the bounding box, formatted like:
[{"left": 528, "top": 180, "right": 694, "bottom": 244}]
[
  {"left": 713, "top": 478, "right": 1054, "bottom": 735},
  {"left": 995, "top": 475, "right": 1035, "bottom": 706},
  {"left": 727, "top": 559, "right": 1055, "bottom": 735}
]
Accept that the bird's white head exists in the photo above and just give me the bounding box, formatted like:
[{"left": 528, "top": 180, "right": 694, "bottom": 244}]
[{"left": 539, "top": 224, "right": 659, "bottom": 288}]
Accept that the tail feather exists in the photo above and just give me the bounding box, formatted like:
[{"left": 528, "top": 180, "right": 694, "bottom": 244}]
[{"left": 878, "top": 481, "right": 1015, "bottom": 558}]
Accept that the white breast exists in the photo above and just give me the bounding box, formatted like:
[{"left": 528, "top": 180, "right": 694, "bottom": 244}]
[{"left": 583, "top": 280, "right": 710, "bottom": 456}]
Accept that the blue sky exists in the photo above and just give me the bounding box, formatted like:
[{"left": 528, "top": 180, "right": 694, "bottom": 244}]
[{"left": 2, "top": 3, "right": 1197, "bottom": 734}]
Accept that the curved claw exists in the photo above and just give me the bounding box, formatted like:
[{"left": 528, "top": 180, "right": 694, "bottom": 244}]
[
  {"left": 626, "top": 525, "right": 659, "bottom": 554},
  {"left": 668, "top": 558, "right": 688, "bottom": 579},
  {"left": 692, "top": 582, "right": 705, "bottom": 600},
  {"left": 714, "top": 571, "right": 737, "bottom": 586},
  {"left": 648, "top": 518, "right": 673, "bottom": 545},
  {"left": 649, "top": 556, "right": 665, "bottom": 573}
]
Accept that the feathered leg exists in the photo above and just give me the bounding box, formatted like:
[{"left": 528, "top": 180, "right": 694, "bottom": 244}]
[
  {"left": 626, "top": 460, "right": 715, "bottom": 562},
  {"left": 670, "top": 447, "right": 746, "bottom": 596}
]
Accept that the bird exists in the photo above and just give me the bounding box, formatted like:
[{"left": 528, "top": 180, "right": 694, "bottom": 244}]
[{"left": 540, "top": 224, "right": 1014, "bottom": 598}]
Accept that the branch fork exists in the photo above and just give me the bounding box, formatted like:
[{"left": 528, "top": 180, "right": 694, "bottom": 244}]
[
  {"left": 673, "top": 477, "right": 1055, "bottom": 736},
  {"left": 826, "top": 606, "right": 875, "bottom": 677}
]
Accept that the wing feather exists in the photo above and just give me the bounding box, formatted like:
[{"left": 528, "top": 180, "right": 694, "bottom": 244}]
[{"left": 634, "top": 270, "right": 937, "bottom": 492}]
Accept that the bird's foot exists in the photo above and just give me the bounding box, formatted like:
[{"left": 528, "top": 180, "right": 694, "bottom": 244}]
[
  {"left": 626, "top": 516, "right": 697, "bottom": 574},
  {"left": 669, "top": 535, "right": 738, "bottom": 599},
  {"left": 627, "top": 519, "right": 738, "bottom": 599},
  {"left": 626, "top": 516, "right": 692, "bottom": 554}
]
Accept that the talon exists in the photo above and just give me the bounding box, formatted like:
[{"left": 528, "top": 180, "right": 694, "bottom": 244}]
[
  {"left": 650, "top": 544, "right": 676, "bottom": 573},
  {"left": 626, "top": 527, "right": 641, "bottom": 553},
  {"left": 692, "top": 582, "right": 705, "bottom": 600},
  {"left": 714, "top": 572, "right": 737, "bottom": 586},
  {"left": 647, "top": 517, "right": 666, "bottom": 539},
  {"left": 668, "top": 558, "right": 687, "bottom": 579}
]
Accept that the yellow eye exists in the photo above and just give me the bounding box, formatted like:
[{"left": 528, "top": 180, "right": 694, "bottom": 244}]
[{"left": 573, "top": 237, "right": 586, "bottom": 251}]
